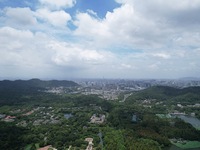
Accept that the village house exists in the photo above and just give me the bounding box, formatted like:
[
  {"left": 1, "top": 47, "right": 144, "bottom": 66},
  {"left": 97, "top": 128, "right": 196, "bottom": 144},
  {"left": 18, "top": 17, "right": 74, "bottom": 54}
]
[
  {"left": 37, "top": 145, "right": 57, "bottom": 150},
  {"left": 3, "top": 115, "right": 16, "bottom": 122},
  {"left": 85, "top": 138, "right": 94, "bottom": 150},
  {"left": 90, "top": 114, "right": 105, "bottom": 124}
]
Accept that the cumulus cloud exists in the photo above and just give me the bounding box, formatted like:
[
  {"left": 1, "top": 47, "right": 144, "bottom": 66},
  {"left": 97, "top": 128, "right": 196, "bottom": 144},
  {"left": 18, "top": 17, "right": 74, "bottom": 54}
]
[
  {"left": 48, "top": 41, "right": 114, "bottom": 67},
  {"left": 36, "top": 8, "right": 71, "bottom": 27},
  {"left": 74, "top": 12, "right": 110, "bottom": 39},
  {"left": 133, "top": 0, "right": 200, "bottom": 28},
  {"left": 86, "top": 9, "right": 98, "bottom": 17},
  {"left": 39, "top": 0, "right": 76, "bottom": 9},
  {"left": 4, "top": 7, "right": 37, "bottom": 26},
  {"left": 0, "top": 27, "right": 48, "bottom": 64},
  {"left": 1, "top": 0, "right": 200, "bottom": 78},
  {"left": 74, "top": 0, "right": 200, "bottom": 51},
  {"left": 0, "top": 27, "right": 117, "bottom": 78},
  {"left": 73, "top": 3, "right": 164, "bottom": 49},
  {"left": 74, "top": 4, "right": 142, "bottom": 48}
]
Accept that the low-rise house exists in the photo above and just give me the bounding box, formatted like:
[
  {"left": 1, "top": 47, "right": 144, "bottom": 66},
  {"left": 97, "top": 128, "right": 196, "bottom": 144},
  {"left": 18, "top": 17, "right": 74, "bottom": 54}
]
[
  {"left": 194, "top": 103, "right": 200, "bottom": 107},
  {"left": 177, "top": 104, "right": 183, "bottom": 108},
  {"left": 90, "top": 114, "right": 105, "bottom": 124},
  {"left": 22, "top": 110, "right": 34, "bottom": 116},
  {"left": 191, "top": 112, "right": 195, "bottom": 117},
  {"left": 3, "top": 115, "right": 16, "bottom": 122},
  {"left": 16, "top": 121, "right": 27, "bottom": 127},
  {"left": 38, "top": 145, "right": 57, "bottom": 150},
  {"left": 85, "top": 138, "right": 93, "bottom": 150}
]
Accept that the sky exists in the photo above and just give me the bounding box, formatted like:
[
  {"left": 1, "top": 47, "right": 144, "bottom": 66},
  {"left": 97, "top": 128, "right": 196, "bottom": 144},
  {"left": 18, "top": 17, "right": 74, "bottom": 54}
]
[{"left": 0, "top": 0, "right": 200, "bottom": 79}]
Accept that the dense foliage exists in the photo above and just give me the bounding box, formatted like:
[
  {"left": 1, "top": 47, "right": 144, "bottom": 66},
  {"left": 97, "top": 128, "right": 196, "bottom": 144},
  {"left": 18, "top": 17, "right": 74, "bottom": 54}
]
[
  {"left": 126, "top": 86, "right": 200, "bottom": 103},
  {"left": 0, "top": 84, "right": 200, "bottom": 149}
]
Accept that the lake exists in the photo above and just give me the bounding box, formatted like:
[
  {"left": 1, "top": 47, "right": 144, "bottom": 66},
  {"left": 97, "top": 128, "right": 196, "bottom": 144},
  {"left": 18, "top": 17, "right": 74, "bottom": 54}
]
[
  {"left": 165, "top": 114, "right": 200, "bottom": 150},
  {"left": 172, "top": 114, "right": 200, "bottom": 130}
]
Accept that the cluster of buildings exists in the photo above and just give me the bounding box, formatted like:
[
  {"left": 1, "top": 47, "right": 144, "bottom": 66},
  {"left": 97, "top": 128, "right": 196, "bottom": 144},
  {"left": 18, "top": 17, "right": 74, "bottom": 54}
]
[
  {"left": 85, "top": 138, "right": 94, "bottom": 150},
  {"left": 38, "top": 145, "right": 57, "bottom": 150},
  {"left": 41, "top": 79, "right": 200, "bottom": 101},
  {"left": 177, "top": 103, "right": 200, "bottom": 108},
  {"left": 83, "top": 89, "right": 119, "bottom": 100},
  {"left": 0, "top": 106, "right": 62, "bottom": 126},
  {"left": 90, "top": 114, "right": 106, "bottom": 124},
  {"left": 1, "top": 115, "right": 16, "bottom": 122}
]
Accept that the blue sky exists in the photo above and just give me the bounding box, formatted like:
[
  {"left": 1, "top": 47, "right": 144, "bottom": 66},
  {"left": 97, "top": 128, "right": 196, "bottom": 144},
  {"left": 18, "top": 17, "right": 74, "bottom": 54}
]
[{"left": 0, "top": 0, "right": 200, "bottom": 79}]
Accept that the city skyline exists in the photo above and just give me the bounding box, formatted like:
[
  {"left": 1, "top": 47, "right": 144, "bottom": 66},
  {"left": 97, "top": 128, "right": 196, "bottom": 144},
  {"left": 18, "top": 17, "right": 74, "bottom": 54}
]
[{"left": 0, "top": 0, "right": 200, "bottom": 79}]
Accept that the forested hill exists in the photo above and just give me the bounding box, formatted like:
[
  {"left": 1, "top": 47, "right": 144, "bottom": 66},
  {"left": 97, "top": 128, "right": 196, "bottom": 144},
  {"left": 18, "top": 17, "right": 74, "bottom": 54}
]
[
  {"left": 0, "top": 79, "right": 79, "bottom": 89},
  {"left": 0, "top": 79, "right": 79, "bottom": 104},
  {"left": 126, "top": 86, "right": 200, "bottom": 103}
]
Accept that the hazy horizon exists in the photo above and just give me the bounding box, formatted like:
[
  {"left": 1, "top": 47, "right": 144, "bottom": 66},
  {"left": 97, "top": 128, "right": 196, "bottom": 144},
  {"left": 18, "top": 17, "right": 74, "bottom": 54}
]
[
  {"left": 1, "top": 0, "right": 200, "bottom": 79},
  {"left": 0, "top": 76, "right": 200, "bottom": 81}
]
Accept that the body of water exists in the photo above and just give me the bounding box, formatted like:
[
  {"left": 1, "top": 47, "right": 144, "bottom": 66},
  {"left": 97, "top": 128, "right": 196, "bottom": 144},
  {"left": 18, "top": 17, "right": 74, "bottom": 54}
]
[
  {"left": 172, "top": 114, "right": 200, "bottom": 130},
  {"left": 165, "top": 114, "right": 200, "bottom": 150}
]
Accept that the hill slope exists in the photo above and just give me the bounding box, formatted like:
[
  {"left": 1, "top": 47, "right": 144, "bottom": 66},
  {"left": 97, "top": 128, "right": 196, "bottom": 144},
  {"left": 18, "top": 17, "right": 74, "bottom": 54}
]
[
  {"left": 0, "top": 78, "right": 78, "bottom": 89},
  {"left": 126, "top": 86, "right": 200, "bottom": 103},
  {"left": 0, "top": 79, "right": 79, "bottom": 104}
]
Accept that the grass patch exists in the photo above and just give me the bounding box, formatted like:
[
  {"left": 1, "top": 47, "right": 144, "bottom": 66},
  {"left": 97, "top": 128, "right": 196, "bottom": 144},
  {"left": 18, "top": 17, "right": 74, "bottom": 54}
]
[{"left": 171, "top": 141, "right": 200, "bottom": 149}]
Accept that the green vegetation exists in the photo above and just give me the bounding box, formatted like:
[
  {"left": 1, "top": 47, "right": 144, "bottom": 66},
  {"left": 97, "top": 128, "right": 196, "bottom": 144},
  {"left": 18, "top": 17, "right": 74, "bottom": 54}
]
[
  {"left": 171, "top": 141, "right": 200, "bottom": 149},
  {"left": 0, "top": 82, "right": 200, "bottom": 150},
  {"left": 126, "top": 86, "right": 200, "bottom": 104}
]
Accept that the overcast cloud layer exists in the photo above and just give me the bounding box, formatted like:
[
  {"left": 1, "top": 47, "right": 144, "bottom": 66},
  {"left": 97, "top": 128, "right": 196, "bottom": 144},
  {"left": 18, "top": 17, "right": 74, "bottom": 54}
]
[{"left": 0, "top": 0, "right": 200, "bottom": 79}]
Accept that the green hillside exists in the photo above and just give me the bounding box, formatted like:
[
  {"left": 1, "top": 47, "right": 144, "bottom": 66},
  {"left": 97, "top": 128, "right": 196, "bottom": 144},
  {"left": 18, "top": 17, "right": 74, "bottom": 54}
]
[
  {"left": 0, "top": 79, "right": 79, "bottom": 105},
  {"left": 0, "top": 79, "right": 78, "bottom": 89},
  {"left": 126, "top": 86, "right": 200, "bottom": 103}
]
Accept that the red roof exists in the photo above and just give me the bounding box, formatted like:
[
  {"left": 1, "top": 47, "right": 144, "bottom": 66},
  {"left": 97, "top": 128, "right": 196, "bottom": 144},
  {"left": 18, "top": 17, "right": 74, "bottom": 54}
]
[
  {"left": 5, "top": 116, "right": 16, "bottom": 119},
  {"left": 37, "top": 145, "right": 51, "bottom": 150}
]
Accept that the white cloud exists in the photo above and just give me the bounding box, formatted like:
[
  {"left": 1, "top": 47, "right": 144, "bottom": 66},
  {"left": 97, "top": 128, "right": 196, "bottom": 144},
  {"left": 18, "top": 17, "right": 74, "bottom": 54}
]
[
  {"left": 86, "top": 9, "right": 98, "bottom": 17},
  {"left": 0, "top": 27, "right": 47, "bottom": 63},
  {"left": 36, "top": 8, "right": 71, "bottom": 27},
  {"left": 49, "top": 41, "right": 113, "bottom": 67},
  {"left": 0, "top": 25, "right": 199, "bottom": 79},
  {"left": 74, "top": 0, "right": 200, "bottom": 51},
  {"left": 1, "top": 0, "right": 200, "bottom": 79},
  {"left": 4, "top": 7, "right": 37, "bottom": 26},
  {"left": 152, "top": 53, "right": 171, "bottom": 59},
  {"left": 73, "top": 3, "right": 166, "bottom": 49},
  {"left": 0, "top": 26, "right": 33, "bottom": 45},
  {"left": 39, "top": 0, "right": 76, "bottom": 9},
  {"left": 74, "top": 12, "right": 111, "bottom": 40},
  {"left": 115, "top": 0, "right": 200, "bottom": 9},
  {"left": 0, "top": 27, "right": 117, "bottom": 78},
  {"left": 74, "top": 4, "right": 142, "bottom": 48}
]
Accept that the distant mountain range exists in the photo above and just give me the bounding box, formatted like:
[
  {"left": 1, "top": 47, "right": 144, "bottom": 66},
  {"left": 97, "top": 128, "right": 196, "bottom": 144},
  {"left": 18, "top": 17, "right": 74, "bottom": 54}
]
[{"left": 0, "top": 78, "right": 79, "bottom": 89}]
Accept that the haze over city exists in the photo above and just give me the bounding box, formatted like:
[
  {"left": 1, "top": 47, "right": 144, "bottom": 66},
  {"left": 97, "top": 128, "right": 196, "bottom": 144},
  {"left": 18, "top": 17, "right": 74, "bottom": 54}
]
[{"left": 0, "top": 0, "right": 200, "bottom": 79}]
